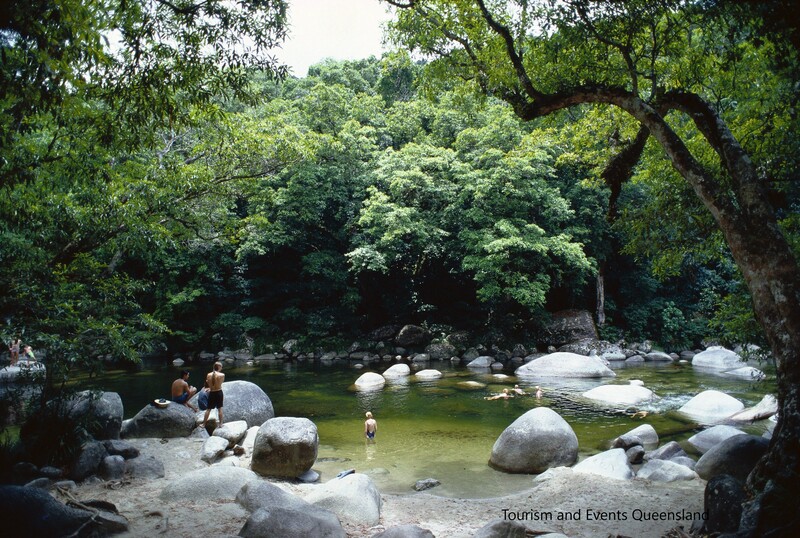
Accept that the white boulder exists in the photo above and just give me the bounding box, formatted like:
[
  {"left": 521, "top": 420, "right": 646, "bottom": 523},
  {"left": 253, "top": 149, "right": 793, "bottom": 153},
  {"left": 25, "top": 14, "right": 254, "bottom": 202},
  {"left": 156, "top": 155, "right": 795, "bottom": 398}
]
[
  {"left": 489, "top": 407, "right": 578, "bottom": 474},
  {"left": 382, "top": 364, "right": 410, "bottom": 378},
  {"left": 582, "top": 383, "right": 656, "bottom": 406},
  {"left": 515, "top": 352, "right": 616, "bottom": 378},
  {"left": 678, "top": 390, "right": 745, "bottom": 423},
  {"left": 691, "top": 346, "right": 746, "bottom": 370},
  {"left": 354, "top": 372, "right": 385, "bottom": 390},
  {"left": 415, "top": 369, "right": 442, "bottom": 379},
  {"left": 573, "top": 449, "right": 633, "bottom": 480},
  {"left": 302, "top": 473, "right": 381, "bottom": 526}
]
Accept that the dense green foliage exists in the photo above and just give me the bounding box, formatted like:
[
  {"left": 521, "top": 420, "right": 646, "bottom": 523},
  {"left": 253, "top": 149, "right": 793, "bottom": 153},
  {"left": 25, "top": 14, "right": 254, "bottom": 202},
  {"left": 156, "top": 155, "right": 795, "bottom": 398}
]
[{"left": 2, "top": 0, "right": 797, "bottom": 383}]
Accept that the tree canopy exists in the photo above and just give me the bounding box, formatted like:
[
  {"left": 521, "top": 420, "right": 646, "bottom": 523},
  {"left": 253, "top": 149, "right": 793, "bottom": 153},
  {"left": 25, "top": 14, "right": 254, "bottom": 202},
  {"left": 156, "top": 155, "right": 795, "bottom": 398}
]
[{"left": 1, "top": 3, "right": 799, "bottom": 530}]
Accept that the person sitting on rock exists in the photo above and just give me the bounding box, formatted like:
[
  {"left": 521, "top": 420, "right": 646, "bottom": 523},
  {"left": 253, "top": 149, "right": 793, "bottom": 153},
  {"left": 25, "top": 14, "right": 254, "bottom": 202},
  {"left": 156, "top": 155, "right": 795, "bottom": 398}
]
[{"left": 171, "top": 370, "right": 198, "bottom": 411}]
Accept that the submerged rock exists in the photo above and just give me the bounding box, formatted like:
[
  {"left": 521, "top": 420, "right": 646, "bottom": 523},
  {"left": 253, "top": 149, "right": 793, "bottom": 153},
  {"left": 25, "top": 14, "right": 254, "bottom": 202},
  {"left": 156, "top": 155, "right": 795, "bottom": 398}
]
[{"left": 582, "top": 383, "right": 656, "bottom": 406}]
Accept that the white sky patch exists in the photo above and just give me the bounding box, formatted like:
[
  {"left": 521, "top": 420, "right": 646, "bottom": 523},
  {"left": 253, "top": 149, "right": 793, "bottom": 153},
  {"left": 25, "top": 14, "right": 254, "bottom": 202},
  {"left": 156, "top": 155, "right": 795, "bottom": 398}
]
[{"left": 275, "top": 0, "right": 393, "bottom": 76}]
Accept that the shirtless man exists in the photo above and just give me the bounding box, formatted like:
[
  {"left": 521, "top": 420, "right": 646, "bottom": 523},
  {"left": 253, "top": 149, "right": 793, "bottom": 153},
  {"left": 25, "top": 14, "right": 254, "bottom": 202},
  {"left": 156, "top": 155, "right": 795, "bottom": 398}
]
[
  {"left": 364, "top": 411, "right": 377, "bottom": 441},
  {"left": 201, "top": 362, "right": 225, "bottom": 428},
  {"left": 171, "top": 370, "right": 198, "bottom": 411},
  {"left": 485, "top": 388, "right": 512, "bottom": 400},
  {"left": 8, "top": 338, "right": 20, "bottom": 366}
]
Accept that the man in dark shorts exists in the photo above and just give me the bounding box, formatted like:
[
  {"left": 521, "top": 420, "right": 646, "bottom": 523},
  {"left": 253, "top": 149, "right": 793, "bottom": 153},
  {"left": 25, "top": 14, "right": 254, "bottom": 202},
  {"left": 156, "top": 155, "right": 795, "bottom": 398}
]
[
  {"left": 364, "top": 411, "right": 377, "bottom": 441},
  {"left": 201, "top": 362, "right": 225, "bottom": 427},
  {"left": 171, "top": 370, "right": 198, "bottom": 411}
]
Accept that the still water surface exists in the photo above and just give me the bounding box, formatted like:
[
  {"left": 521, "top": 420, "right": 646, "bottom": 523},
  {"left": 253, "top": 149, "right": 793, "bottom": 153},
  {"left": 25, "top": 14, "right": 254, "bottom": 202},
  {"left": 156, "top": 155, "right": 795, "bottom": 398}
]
[{"left": 74, "top": 359, "right": 774, "bottom": 498}]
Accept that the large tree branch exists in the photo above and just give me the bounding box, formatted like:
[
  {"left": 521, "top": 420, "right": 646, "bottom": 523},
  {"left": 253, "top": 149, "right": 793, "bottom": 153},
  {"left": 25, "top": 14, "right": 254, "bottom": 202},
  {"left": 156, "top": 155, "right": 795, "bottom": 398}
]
[
  {"left": 601, "top": 124, "right": 650, "bottom": 221},
  {"left": 474, "top": 0, "right": 543, "bottom": 101}
]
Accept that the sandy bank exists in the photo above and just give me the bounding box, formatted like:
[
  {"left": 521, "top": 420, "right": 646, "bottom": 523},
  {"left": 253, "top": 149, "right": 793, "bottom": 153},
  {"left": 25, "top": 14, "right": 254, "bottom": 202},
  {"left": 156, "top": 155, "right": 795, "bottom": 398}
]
[{"left": 71, "top": 437, "right": 705, "bottom": 537}]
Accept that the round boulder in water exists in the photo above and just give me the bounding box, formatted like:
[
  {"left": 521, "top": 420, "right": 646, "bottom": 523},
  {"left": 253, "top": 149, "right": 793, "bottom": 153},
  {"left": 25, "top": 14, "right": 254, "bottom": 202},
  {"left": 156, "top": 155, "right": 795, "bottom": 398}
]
[
  {"left": 691, "top": 346, "right": 745, "bottom": 370},
  {"left": 678, "top": 390, "right": 744, "bottom": 423},
  {"left": 515, "top": 352, "right": 615, "bottom": 378},
  {"left": 354, "top": 372, "right": 386, "bottom": 390},
  {"left": 582, "top": 383, "right": 656, "bottom": 406},
  {"left": 382, "top": 364, "right": 410, "bottom": 379},
  {"left": 489, "top": 407, "right": 578, "bottom": 474}
]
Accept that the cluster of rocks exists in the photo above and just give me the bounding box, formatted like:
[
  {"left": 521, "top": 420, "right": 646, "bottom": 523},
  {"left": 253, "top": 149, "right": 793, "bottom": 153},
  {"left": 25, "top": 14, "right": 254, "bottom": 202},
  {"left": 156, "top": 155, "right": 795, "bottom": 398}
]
[
  {"left": 172, "top": 310, "right": 598, "bottom": 369},
  {"left": 483, "top": 401, "right": 774, "bottom": 536}
]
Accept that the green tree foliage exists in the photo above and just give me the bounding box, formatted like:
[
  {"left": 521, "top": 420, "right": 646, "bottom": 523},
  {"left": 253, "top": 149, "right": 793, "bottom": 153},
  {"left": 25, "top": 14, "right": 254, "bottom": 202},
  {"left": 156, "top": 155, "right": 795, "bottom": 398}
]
[{"left": 0, "top": 0, "right": 290, "bottom": 403}]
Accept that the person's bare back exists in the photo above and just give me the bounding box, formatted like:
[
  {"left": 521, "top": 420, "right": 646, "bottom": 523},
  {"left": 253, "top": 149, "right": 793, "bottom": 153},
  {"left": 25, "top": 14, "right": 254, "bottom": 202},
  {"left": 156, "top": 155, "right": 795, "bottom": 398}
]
[
  {"left": 201, "top": 362, "right": 225, "bottom": 428},
  {"left": 206, "top": 368, "right": 225, "bottom": 391}
]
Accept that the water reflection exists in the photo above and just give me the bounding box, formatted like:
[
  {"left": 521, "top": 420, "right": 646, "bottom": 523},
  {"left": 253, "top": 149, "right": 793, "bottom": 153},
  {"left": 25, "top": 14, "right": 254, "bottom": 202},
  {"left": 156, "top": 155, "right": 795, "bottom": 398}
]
[{"left": 70, "top": 358, "right": 776, "bottom": 497}]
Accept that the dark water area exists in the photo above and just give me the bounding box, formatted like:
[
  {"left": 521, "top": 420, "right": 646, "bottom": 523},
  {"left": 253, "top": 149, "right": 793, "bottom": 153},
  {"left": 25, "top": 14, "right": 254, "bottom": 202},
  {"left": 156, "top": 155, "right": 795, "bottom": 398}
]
[{"left": 71, "top": 358, "right": 775, "bottom": 498}]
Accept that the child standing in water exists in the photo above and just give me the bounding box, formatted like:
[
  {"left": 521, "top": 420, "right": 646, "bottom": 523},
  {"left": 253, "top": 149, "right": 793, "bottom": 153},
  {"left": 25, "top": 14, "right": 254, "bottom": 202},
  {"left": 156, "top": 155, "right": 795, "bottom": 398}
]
[{"left": 364, "top": 411, "right": 377, "bottom": 441}]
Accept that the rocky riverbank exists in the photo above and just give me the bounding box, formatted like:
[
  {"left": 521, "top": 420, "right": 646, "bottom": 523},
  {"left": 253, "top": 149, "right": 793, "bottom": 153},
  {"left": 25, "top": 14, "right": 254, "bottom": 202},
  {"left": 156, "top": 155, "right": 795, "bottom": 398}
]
[{"left": 67, "top": 435, "right": 705, "bottom": 538}]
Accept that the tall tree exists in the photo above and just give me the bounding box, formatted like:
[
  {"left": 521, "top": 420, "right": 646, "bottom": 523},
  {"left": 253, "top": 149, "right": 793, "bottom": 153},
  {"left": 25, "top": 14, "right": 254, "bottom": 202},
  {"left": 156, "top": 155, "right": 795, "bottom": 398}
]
[{"left": 384, "top": 0, "right": 799, "bottom": 534}]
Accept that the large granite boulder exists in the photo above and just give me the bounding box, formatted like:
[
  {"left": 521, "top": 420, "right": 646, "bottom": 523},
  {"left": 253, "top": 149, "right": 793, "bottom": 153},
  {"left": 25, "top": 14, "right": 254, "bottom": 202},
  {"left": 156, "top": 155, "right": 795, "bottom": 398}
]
[
  {"left": 240, "top": 506, "right": 345, "bottom": 538},
  {"left": 1, "top": 485, "right": 127, "bottom": 536},
  {"left": 237, "top": 481, "right": 310, "bottom": 512},
  {"left": 489, "top": 407, "right": 579, "bottom": 473},
  {"left": 515, "top": 352, "right": 615, "bottom": 378},
  {"left": 189, "top": 380, "right": 274, "bottom": 428},
  {"left": 395, "top": 325, "right": 432, "bottom": 347},
  {"left": 678, "top": 390, "right": 745, "bottom": 423},
  {"left": 691, "top": 346, "right": 746, "bottom": 370},
  {"left": 582, "top": 383, "right": 656, "bottom": 406},
  {"left": 688, "top": 425, "right": 746, "bottom": 454},
  {"left": 302, "top": 472, "right": 382, "bottom": 526},
  {"left": 65, "top": 391, "right": 124, "bottom": 440},
  {"left": 573, "top": 449, "right": 633, "bottom": 480},
  {"left": 425, "top": 341, "right": 457, "bottom": 360},
  {"left": 354, "top": 372, "right": 386, "bottom": 390},
  {"left": 120, "top": 402, "right": 196, "bottom": 438},
  {"left": 542, "top": 309, "right": 598, "bottom": 347},
  {"left": 695, "top": 435, "right": 770, "bottom": 482},
  {"left": 161, "top": 466, "right": 259, "bottom": 500},
  {"left": 251, "top": 417, "right": 318, "bottom": 478}
]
